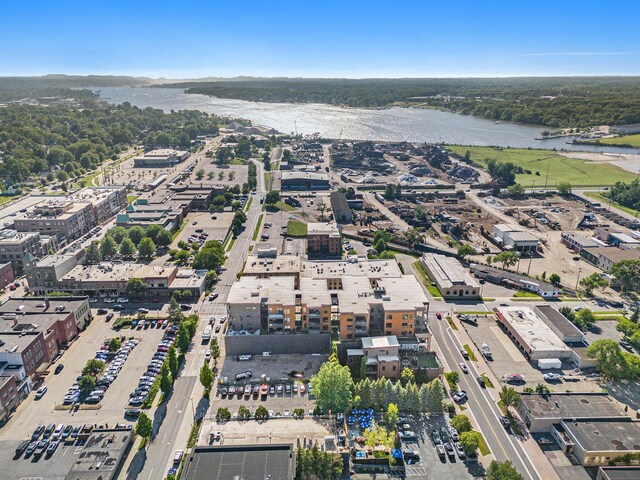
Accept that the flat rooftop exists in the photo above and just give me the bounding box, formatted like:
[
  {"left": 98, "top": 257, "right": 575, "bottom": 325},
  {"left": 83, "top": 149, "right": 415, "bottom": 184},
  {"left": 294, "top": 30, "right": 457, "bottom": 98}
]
[
  {"left": 597, "top": 467, "right": 640, "bottom": 480},
  {"left": 535, "top": 305, "right": 584, "bottom": 339},
  {"left": 0, "top": 230, "right": 39, "bottom": 244},
  {"left": 62, "top": 263, "right": 142, "bottom": 282},
  {"left": 590, "top": 247, "right": 640, "bottom": 264},
  {"left": 421, "top": 253, "right": 479, "bottom": 289},
  {"left": 65, "top": 427, "right": 133, "bottom": 480},
  {"left": 301, "top": 259, "right": 402, "bottom": 278},
  {"left": 0, "top": 296, "right": 88, "bottom": 315},
  {"left": 244, "top": 255, "right": 301, "bottom": 276},
  {"left": 564, "top": 419, "right": 640, "bottom": 453},
  {"left": 495, "top": 306, "right": 570, "bottom": 354},
  {"left": 362, "top": 335, "right": 399, "bottom": 349},
  {"left": 182, "top": 444, "right": 294, "bottom": 480},
  {"left": 506, "top": 231, "right": 539, "bottom": 242},
  {"left": 520, "top": 393, "right": 625, "bottom": 420},
  {"left": 307, "top": 222, "right": 340, "bottom": 235},
  {"left": 281, "top": 171, "right": 328, "bottom": 181},
  {"left": 227, "top": 275, "right": 297, "bottom": 305}
]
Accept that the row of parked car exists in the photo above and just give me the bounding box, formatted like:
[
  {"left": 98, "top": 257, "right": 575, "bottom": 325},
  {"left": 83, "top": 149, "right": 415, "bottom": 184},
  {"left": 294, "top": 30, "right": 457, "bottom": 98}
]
[
  {"left": 218, "top": 381, "right": 308, "bottom": 399},
  {"left": 15, "top": 423, "right": 93, "bottom": 460},
  {"left": 62, "top": 339, "right": 139, "bottom": 405},
  {"left": 128, "top": 326, "right": 177, "bottom": 406}
]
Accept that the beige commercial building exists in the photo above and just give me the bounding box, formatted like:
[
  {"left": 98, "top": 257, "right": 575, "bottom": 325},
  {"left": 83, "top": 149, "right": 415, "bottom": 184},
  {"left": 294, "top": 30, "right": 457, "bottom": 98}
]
[{"left": 421, "top": 253, "right": 480, "bottom": 299}]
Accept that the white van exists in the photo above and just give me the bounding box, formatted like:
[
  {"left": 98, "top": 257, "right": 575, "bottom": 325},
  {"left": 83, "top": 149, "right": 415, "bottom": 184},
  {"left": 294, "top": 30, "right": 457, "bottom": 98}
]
[
  {"left": 53, "top": 423, "right": 65, "bottom": 440},
  {"left": 237, "top": 354, "right": 253, "bottom": 361},
  {"left": 262, "top": 352, "right": 272, "bottom": 357}
]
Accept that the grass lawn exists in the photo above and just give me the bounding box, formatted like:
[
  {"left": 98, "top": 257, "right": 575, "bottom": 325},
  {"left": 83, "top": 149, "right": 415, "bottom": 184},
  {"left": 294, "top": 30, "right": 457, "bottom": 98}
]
[
  {"left": 584, "top": 191, "right": 640, "bottom": 218},
  {"left": 412, "top": 261, "right": 443, "bottom": 297},
  {"left": 463, "top": 344, "right": 478, "bottom": 362},
  {"left": 481, "top": 373, "right": 494, "bottom": 388},
  {"left": 0, "top": 195, "right": 19, "bottom": 207},
  {"left": 446, "top": 316, "right": 458, "bottom": 331},
  {"left": 229, "top": 158, "right": 246, "bottom": 165},
  {"left": 593, "top": 134, "right": 640, "bottom": 148},
  {"left": 253, "top": 214, "right": 264, "bottom": 241},
  {"left": 286, "top": 219, "right": 308, "bottom": 237},
  {"left": 513, "top": 290, "right": 542, "bottom": 298},
  {"left": 474, "top": 429, "right": 491, "bottom": 456},
  {"left": 127, "top": 195, "right": 139, "bottom": 204},
  {"left": 275, "top": 200, "right": 296, "bottom": 211},
  {"left": 447, "top": 145, "right": 637, "bottom": 187}
]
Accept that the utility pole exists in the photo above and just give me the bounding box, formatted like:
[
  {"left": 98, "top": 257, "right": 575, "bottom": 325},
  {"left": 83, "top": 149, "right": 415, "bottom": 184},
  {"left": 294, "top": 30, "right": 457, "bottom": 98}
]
[{"left": 575, "top": 267, "right": 582, "bottom": 292}]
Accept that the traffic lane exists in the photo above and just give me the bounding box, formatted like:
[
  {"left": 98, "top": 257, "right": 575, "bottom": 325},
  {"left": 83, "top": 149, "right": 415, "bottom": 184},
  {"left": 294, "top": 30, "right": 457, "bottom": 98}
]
[
  {"left": 146, "top": 375, "right": 197, "bottom": 480},
  {"left": 431, "top": 318, "right": 537, "bottom": 480}
]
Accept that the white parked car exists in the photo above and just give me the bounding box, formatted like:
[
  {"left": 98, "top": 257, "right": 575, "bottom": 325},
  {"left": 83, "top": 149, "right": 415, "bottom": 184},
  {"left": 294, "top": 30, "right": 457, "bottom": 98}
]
[
  {"left": 117, "top": 298, "right": 129, "bottom": 303},
  {"left": 543, "top": 373, "right": 562, "bottom": 381},
  {"left": 104, "top": 298, "right": 116, "bottom": 303},
  {"left": 459, "top": 362, "right": 469, "bottom": 374}
]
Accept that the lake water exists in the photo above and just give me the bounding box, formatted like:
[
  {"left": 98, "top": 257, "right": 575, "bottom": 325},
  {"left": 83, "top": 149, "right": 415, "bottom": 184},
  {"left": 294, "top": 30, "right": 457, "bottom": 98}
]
[{"left": 97, "top": 86, "right": 640, "bottom": 155}]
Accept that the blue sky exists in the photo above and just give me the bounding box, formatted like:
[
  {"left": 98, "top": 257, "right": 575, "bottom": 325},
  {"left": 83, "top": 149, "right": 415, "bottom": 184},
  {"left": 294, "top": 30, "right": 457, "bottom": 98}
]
[{"left": 1, "top": 0, "right": 639, "bottom": 78}]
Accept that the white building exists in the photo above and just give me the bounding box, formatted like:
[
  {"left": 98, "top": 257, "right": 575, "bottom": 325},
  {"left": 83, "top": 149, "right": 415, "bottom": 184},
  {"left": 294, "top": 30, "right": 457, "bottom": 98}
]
[
  {"left": 492, "top": 224, "right": 539, "bottom": 252},
  {"left": 420, "top": 253, "right": 480, "bottom": 299}
]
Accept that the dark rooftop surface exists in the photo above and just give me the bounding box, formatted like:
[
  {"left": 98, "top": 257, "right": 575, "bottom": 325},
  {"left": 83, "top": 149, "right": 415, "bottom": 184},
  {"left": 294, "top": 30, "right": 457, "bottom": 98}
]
[
  {"left": 182, "top": 444, "right": 294, "bottom": 480},
  {"left": 66, "top": 428, "right": 133, "bottom": 480},
  {"left": 536, "top": 304, "right": 583, "bottom": 338},
  {"left": 520, "top": 393, "right": 625, "bottom": 419},
  {"left": 598, "top": 466, "right": 640, "bottom": 480},
  {"left": 564, "top": 419, "right": 640, "bottom": 453},
  {"left": 0, "top": 296, "right": 87, "bottom": 315}
]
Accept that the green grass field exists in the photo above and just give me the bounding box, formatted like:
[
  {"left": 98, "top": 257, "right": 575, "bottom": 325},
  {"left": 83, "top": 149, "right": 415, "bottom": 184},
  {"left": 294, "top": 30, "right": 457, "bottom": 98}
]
[
  {"left": 275, "top": 200, "right": 296, "bottom": 211},
  {"left": 286, "top": 219, "right": 308, "bottom": 236},
  {"left": 594, "top": 134, "right": 640, "bottom": 148},
  {"left": 448, "top": 145, "right": 637, "bottom": 187}
]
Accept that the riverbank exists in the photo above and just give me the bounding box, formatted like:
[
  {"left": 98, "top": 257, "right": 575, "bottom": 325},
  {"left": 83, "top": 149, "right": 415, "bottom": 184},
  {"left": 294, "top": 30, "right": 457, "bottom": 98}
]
[{"left": 574, "top": 133, "right": 640, "bottom": 149}]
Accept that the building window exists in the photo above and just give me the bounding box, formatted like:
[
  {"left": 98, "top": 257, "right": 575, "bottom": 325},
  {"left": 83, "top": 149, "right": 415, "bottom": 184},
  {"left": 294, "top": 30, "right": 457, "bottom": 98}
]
[{"left": 386, "top": 322, "right": 392, "bottom": 328}]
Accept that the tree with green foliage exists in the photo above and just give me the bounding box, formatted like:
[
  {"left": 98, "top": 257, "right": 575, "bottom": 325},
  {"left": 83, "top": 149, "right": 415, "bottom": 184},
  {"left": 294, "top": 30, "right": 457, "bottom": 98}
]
[
  {"left": 176, "top": 322, "right": 191, "bottom": 354},
  {"left": 119, "top": 237, "right": 136, "bottom": 257},
  {"left": 507, "top": 183, "right": 525, "bottom": 196},
  {"left": 574, "top": 308, "right": 597, "bottom": 331},
  {"left": 580, "top": 273, "right": 608, "bottom": 296},
  {"left": 159, "top": 363, "right": 173, "bottom": 397},
  {"left": 400, "top": 367, "right": 415, "bottom": 386},
  {"left": 549, "top": 273, "right": 561, "bottom": 286},
  {"left": 451, "top": 414, "right": 472, "bottom": 433},
  {"left": 155, "top": 229, "right": 173, "bottom": 247},
  {"left": 216, "top": 147, "right": 233, "bottom": 165},
  {"left": 166, "top": 346, "right": 179, "bottom": 378},
  {"left": 109, "top": 226, "right": 128, "bottom": 243},
  {"left": 486, "top": 460, "right": 524, "bottom": 480},
  {"left": 78, "top": 375, "right": 96, "bottom": 394},
  {"left": 611, "top": 260, "right": 640, "bottom": 293},
  {"left": 295, "top": 440, "right": 343, "bottom": 480},
  {"left": 558, "top": 182, "right": 572, "bottom": 194},
  {"left": 210, "top": 337, "right": 220, "bottom": 364},
  {"left": 84, "top": 241, "right": 101, "bottom": 264},
  {"left": 310, "top": 359, "right": 354, "bottom": 414},
  {"left": 237, "top": 405, "right": 251, "bottom": 420},
  {"left": 265, "top": 190, "right": 280, "bottom": 204},
  {"left": 199, "top": 361, "right": 214, "bottom": 392},
  {"left": 384, "top": 403, "right": 399, "bottom": 429},
  {"left": 426, "top": 379, "right": 445, "bottom": 413},
  {"left": 586, "top": 339, "right": 633, "bottom": 380},
  {"left": 168, "top": 297, "right": 184, "bottom": 323},
  {"left": 255, "top": 405, "right": 269, "bottom": 420},
  {"left": 404, "top": 227, "right": 424, "bottom": 247},
  {"left": 108, "top": 337, "right": 121, "bottom": 353},
  {"left": 196, "top": 168, "right": 205, "bottom": 180},
  {"left": 445, "top": 371, "right": 460, "bottom": 389},
  {"left": 125, "top": 278, "right": 147, "bottom": 300},
  {"left": 99, "top": 235, "right": 117, "bottom": 259},
  {"left": 458, "top": 243, "right": 478, "bottom": 260},
  {"left": 535, "top": 383, "right": 551, "bottom": 394},
  {"left": 493, "top": 251, "right": 519, "bottom": 270},
  {"left": 135, "top": 412, "right": 153, "bottom": 444},
  {"left": 499, "top": 387, "right": 521, "bottom": 415},
  {"left": 193, "top": 241, "right": 225, "bottom": 270},
  {"left": 127, "top": 226, "right": 145, "bottom": 245},
  {"left": 216, "top": 407, "right": 231, "bottom": 421},
  {"left": 459, "top": 431, "right": 481, "bottom": 456},
  {"left": 137, "top": 237, "right": 156, "bottom": 259},
  {"left": 82, "top": 359, "right": 105, "bottom": 377}
]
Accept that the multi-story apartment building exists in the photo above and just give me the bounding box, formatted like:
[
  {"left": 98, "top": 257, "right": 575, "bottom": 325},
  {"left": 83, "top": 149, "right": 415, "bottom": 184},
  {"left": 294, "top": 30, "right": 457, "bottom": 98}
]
[
  {"left": 13, "top": 187, "right": 126, "bottom": 242},
  {"left": 306, "top": 222, "right": 341, "bottom": 258},
  {"left": 0, "top": 230, "right": 59, "bottom": 273},
  {"left": 227, "top": 257, "right": 429, "bottom": 340}
]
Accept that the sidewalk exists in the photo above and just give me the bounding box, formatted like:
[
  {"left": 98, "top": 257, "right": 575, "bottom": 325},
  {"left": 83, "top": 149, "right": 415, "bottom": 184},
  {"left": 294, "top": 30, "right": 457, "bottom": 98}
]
[{"left": 448, "top": 314, "right": 560, "bottom": 480}]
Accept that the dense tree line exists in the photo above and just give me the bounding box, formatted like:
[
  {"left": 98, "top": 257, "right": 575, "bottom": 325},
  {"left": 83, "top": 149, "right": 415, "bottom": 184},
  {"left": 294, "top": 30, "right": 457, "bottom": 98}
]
[
  {"left": 607, "top": 179, "right": 640, "bottom": 211},
  {"left": 0, "top": 98, "right": 220, "bottom": 188},
  {"left": 157, "top": 77, "right": 640, "bottom": 128}
]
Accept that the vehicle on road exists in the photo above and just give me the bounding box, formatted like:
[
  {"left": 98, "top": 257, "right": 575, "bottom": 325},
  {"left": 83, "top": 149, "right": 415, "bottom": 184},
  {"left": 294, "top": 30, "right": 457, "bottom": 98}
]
[
  {"left": 452, "top": 390, "right": 468, "bottom": 403},
  {"left": 459, "top": 362, "right": 468, "bottom": 374},
  {"left": 174, "top": 450, "right": 184, "bottom": 464},
  {"left": 35, "top": 386, "right": 48, "bottom": 399},
  {"left": 476, "top": 375, "right": 486, "bottom": 388},
  {"left": 543, "top": 373, "right": 562, "bottom": 381},
  {"left": 54, "top": 364, "right": 64, "bottom": 374},
  {"left": 460, "top": 348, "right": 469, "bottom": 359}
]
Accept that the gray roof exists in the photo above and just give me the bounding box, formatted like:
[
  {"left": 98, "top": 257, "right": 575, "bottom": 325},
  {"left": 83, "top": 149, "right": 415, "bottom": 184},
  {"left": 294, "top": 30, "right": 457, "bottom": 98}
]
[
  {"left": 182, "top": 444, "right": 294, "bottom": 480},
  {"left": 362, "top": 336, "right": 400, "bottom": 349},
  {"left": 521, "top": 393, "right": 625, "bottom": 420},
  {"left": 598, "top": 467, "right": 640, "bottom": 480},
  {"left": 563, "top": 419, "right": 640, "bottom": 453},
  {"left": 535, "top": 305, "right": 583, "bottom": 339}
]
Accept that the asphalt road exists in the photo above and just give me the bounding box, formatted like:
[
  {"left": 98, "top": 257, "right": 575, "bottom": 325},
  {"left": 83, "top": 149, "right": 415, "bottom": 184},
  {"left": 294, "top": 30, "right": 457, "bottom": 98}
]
[
  {"left": 430, "top": 313, "right": 540, "bottom": 480},
  {"left": 138, "top": 158, "right": 267, "bottom": 477}
]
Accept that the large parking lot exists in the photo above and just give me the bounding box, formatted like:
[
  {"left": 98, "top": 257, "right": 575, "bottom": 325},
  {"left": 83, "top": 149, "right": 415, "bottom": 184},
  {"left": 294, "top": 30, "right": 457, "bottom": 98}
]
[
  {"left": 0, "top": 313, "right": 166, "bottom": 443},
  {"left": 174, "top": 210, "right": 235, "bottom": 247},
  {"left": 462, "top": 313, "right": 602, "bottom": 392}
]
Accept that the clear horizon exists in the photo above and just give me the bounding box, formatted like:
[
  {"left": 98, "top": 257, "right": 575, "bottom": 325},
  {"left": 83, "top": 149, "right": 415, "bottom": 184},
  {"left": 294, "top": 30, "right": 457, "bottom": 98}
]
[{"left": 1, "top": 0, "right": 639, "bottom": 77}]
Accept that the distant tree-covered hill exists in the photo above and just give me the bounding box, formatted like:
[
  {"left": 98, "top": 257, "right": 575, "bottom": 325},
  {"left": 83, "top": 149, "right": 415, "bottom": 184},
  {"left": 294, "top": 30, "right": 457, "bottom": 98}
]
[{"left": 158, "top": 77, "right": 640, "bottom": 128}]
